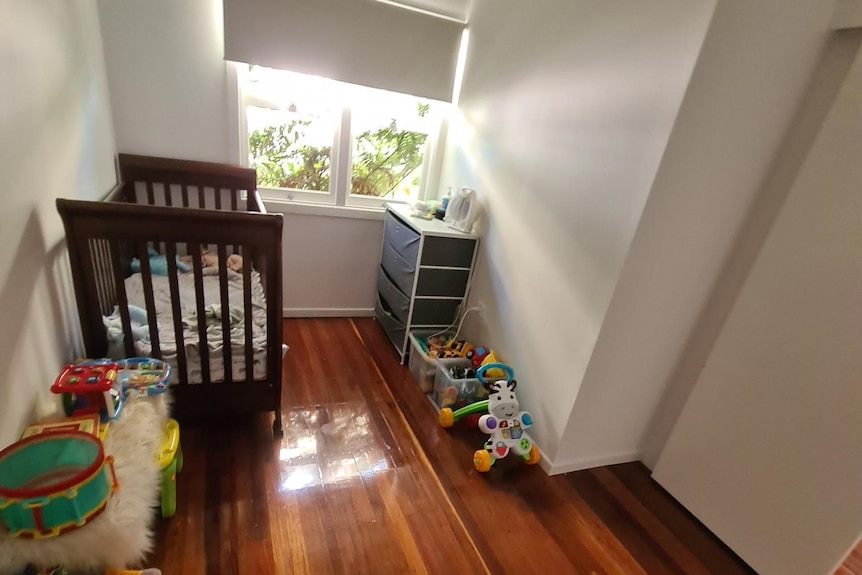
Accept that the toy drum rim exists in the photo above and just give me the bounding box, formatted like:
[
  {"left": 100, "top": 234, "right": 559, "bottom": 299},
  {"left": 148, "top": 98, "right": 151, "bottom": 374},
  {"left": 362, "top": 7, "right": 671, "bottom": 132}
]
[{"left": 0, "top": 431, "right": 105, "bottom": 500}]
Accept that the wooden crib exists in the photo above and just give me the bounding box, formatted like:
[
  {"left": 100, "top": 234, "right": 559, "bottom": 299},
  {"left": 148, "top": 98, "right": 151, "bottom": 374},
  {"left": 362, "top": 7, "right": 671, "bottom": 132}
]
[{"left": 57, "top": 154, "right": 284, "bottom": 432}]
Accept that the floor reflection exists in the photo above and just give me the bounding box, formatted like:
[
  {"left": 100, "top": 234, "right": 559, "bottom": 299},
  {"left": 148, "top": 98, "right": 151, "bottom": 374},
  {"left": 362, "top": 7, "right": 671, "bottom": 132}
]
[{"left": 277, "top": 403, "right": 392, "bottom": 492}]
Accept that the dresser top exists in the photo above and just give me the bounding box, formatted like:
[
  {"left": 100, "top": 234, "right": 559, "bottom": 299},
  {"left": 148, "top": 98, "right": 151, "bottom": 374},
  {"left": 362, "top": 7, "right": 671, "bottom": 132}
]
[{"left": 386, "top": 203, "right": 479, "bottom": 239}]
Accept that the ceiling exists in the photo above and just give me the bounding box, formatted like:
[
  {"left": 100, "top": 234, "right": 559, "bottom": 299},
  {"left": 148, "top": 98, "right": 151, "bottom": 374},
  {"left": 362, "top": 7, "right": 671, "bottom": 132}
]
[{"left": 384, "top": 0, "right": 472, "bottom": 22}]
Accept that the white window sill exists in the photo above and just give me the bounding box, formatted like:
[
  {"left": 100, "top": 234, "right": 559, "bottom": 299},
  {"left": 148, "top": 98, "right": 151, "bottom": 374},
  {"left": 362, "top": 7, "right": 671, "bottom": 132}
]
[{"left": 261, "top": 197, "right": 388, "bottom": 221}]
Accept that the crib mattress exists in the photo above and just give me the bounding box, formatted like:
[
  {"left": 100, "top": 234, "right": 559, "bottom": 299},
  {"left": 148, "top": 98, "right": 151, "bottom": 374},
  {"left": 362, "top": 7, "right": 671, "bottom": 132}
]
[{"left": 111, "top": 267, "right": 270, "bottom": 384}]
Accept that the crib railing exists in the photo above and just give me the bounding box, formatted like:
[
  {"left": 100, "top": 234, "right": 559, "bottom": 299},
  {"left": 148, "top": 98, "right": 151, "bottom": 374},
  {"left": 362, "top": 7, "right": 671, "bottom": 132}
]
[
  {"left": 59, "top": 155, "right": 284, "bottom": 428},
  {"left": 57, "top": 199, "right": 283, "bottom": 385},
  {"left": 111, "top": 153, "right": 265, "bottom": 213}
]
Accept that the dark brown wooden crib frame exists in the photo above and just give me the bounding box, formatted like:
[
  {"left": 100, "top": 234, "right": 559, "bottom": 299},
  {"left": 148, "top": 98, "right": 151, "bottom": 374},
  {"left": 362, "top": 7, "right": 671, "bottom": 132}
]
[{"left": 57, "top": 154, "right": 284, "bottom": 433}]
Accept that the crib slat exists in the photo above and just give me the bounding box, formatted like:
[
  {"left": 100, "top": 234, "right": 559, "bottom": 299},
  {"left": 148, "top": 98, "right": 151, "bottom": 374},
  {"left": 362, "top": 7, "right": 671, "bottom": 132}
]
[
  {"left": 217, "top": 244, "right": 233, "bottom": 384},
  {"left": 78, "top": 237, "right": 108, "bottom": 355},
  {"left": 243, "top": 245, "right": 254, "bottom": 385},
  {"left": 197, "top": 186, "right": 205, "bottom": 209},
  {"left": 215, "top": 188, "right": 222, "bottom": 210},
  {"left": 265, "top": 240, "right": 281, "bottom": 397},
  {"left": 181, "top": 184, "right": 189, "bottom": 208},
  {"left": 191, "top": 242, "right": 211, "bottom": 384},
  {"left": 91, "top": 239, "right": 113, "bottom": 315},
  {"left": 165, "top": 242, "right": 189, "bottom": 386},
  {"left": 109, "top": 240, "right": 135, "bottom": 358},
  {"left": 137, "top": 243, "right": 161, "bottom": 359},
  {"left": 145, "top": 181, "right": 155, "bottom": 205},
  {"left": 230, "top": 190, "right": 238, "bottom": 211},
  {"left": 164, "top": 183, "right": 172, "bottom": 207}
]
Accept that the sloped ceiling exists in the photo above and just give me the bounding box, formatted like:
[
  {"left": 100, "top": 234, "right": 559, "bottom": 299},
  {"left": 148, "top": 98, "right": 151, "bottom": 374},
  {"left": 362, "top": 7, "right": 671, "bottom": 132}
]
[{"left": 387, "top": 0, "right": 471, "bottom": 21}]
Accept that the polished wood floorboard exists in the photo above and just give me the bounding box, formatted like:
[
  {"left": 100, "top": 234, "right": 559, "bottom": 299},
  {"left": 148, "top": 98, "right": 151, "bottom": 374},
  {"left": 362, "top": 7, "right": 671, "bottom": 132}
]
[
  {"left": 148, "top": 318, "right": 755, "bottom": 574},
  {"left": 836, "top": 540, "right": 862, "bottom": 575}
]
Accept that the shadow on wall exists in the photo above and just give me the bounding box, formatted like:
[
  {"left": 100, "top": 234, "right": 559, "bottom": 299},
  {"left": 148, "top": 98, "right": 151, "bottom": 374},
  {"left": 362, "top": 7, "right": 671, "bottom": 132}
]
[
  {"left": 0, "top": 209, "right": 83, "bottom": 444},
  {"left": 642, "top": 29, "right": 862, "bottom": 464}
]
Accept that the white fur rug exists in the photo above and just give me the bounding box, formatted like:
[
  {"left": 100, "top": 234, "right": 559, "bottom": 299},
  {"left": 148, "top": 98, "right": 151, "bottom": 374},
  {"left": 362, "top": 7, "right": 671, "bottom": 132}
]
[{"left": 0, "top": 396, "right": 167, "bottom": 574}]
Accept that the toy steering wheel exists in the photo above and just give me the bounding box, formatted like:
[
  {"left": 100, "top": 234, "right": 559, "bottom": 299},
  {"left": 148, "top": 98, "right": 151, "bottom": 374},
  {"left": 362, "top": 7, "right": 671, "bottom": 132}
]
[{"left": 476, "top": 362, "right": 514, "bottom": 384}]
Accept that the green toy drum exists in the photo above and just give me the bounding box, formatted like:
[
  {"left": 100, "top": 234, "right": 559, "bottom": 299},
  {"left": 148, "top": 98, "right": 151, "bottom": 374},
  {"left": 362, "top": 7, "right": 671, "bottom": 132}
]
[{"left": 0, "top": 431, "right": 118, "bottom": 538}]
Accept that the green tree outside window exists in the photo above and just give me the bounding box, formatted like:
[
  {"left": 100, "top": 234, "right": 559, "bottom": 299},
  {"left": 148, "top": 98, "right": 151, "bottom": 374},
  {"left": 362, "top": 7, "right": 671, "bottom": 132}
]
[{"left": 249, "top": 103, "right": 429, "bottom": 197}]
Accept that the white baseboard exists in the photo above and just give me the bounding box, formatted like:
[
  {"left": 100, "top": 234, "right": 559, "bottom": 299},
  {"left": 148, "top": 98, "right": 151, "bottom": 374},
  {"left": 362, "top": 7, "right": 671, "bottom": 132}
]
[
  {"left": 282, "top": 307, "right": 375, "bottom": 318},
  {"left": 546, "top": 450, "right": 642, "bottom": 476},
  {"left": 502, "top": 444, "right": 639, "bottom": 477},
  {"left": 538, "top": 446, "right": 554, "bottom": 475}
]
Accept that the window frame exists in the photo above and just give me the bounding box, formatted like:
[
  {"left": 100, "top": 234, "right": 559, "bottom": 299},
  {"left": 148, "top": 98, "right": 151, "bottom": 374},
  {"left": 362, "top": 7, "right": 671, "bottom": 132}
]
[{"left": 229, "top": 62, "right": 444, "bottom": 211}]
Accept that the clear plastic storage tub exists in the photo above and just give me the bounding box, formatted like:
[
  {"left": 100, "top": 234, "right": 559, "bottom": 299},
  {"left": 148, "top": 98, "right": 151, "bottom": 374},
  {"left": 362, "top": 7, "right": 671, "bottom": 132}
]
[
  {"left": 408, "top": 330, "right": 451, "bottom": 393},
  {"left": 432, "top": 357, "right": 488, "bottom": 410}
]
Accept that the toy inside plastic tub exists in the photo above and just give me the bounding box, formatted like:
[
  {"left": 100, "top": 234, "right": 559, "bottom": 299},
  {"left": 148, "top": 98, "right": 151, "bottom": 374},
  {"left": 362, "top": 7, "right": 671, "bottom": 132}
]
[
  {"left": 0, "top": 431, "right": 118, "bottom": 538},
  {"left": 432, "top": 357, "right": 490, "bottom": 410}
]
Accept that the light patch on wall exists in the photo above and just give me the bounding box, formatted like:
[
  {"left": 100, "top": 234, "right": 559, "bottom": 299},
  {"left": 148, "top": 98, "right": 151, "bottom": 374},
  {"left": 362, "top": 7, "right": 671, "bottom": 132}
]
[{"left": 451, "top": 28, "right": 470, "bottom": 105}]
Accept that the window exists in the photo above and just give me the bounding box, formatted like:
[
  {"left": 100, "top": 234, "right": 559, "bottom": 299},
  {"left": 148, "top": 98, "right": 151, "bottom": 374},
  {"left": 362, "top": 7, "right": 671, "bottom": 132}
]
[{"left": 238, "top": 65, "right": 446, "bottom": 208}]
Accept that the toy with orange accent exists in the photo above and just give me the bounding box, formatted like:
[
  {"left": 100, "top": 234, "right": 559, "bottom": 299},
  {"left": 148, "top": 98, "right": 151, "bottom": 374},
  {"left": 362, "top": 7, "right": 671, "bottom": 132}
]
[
  {"left": 52, "top": 361, "right": 123, "bottom": 422},
  {"left": 438, "top": 399, "right": 489, "bottom": 428},
  {"left": 20, "top": 414, "right": 100, "bottom": 439}
]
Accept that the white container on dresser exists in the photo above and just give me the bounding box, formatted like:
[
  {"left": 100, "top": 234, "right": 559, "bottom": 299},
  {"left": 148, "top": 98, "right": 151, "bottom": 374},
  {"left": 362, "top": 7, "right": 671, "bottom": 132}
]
[{"left": 375, "top": 203, "right": 479, "bottom": 362}]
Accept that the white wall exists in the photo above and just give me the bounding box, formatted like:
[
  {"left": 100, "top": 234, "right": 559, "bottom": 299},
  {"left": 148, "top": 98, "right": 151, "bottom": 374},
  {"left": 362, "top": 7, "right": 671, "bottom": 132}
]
[
  {"left": 281, "top": 212, "right": 383, "bottom": 315},
  {"left": 97, "top": 0, "right": 230, "bottom": 163},
  {"left": 555, "top": 0, "right": 838, "bottom": 472},
  {"left": 442, "top": 0, "right": 717, "bottom": 460},
  {"left": 653, "top": 41, "right": 862, "bottom": 575},
  {"left": 0, "top": 0, "right": 117, "bottom": 447},
  {"left": 96, "top": 0, "right": 384, "bottom": 315}
]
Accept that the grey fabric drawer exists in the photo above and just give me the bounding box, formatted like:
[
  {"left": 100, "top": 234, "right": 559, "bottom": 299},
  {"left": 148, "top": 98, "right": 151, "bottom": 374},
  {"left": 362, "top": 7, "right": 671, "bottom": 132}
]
[
  {"left": 381, "top": 241, "right": 416, "bottom": 297},
  {"left": 375, "top": 293, "right": 406, "bottom": 351},
  {"left": 384, "top": 211, "right": 420, "bottom": 264},
  {"left": 412, "top": 298, "right": 461, "bottom": 326},
  {"left": 420, "top": 236, "right": 476, "bottom": 268},
  {"left": 377, "top": 266, "right": 410, "bottom": 324},
  {"left": 415, "top": 268, "right": 470, "bottom": 297}
]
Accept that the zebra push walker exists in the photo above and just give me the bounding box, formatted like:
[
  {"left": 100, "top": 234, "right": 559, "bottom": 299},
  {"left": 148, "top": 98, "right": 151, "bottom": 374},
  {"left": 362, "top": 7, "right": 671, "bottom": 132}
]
[{"left": 471, "top": 363, "right": 540, "bottom": 472}]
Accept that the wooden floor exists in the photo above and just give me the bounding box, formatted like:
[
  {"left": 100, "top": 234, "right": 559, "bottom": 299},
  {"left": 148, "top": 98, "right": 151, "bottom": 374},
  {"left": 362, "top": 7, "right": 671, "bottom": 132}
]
[
  {"left": 148, "top": 318, "right": 755, "bottom": 574},
  {"left": 836, "top": 540, "right": 862, "bottom": 575}
]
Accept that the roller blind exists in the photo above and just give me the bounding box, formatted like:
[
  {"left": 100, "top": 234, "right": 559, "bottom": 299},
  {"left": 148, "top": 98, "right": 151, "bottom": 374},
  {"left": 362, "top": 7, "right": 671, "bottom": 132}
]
[{"left": 223, "top": 0, "right": 464, "bottom": 102}]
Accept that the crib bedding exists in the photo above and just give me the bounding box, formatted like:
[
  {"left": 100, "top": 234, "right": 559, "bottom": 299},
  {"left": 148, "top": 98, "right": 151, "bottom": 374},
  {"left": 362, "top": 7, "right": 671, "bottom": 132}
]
[{"left": 108, "top": 266, "right": 269, "bottom": 384}]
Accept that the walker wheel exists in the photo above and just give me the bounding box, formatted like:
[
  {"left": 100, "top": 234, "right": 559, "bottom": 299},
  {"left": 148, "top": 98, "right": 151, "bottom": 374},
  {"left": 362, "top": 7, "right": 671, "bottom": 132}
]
[
  {"left": 525, "top": 444, "right": 541, "bottom": 465},
  {"left": 473, "top": 449, "right": 492, "bottom": 472},
  {"left": 439, "top": 408, "right": 455, "bottom": 428}
]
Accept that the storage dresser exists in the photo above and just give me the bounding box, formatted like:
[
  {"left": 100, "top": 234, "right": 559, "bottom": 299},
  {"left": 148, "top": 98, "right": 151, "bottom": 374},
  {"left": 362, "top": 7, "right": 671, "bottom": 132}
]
[{"left": 375, "top": 203, "right": 479, "bottom": 362}]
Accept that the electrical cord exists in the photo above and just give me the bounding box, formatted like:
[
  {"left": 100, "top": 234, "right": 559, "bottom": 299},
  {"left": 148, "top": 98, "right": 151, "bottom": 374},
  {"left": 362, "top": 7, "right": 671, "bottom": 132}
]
[
  {"left": 427, "top": 305, "right": 479, "bottom": 348},
  {"left": 426, "top": 251, "right": 483, "bottom": 348}
]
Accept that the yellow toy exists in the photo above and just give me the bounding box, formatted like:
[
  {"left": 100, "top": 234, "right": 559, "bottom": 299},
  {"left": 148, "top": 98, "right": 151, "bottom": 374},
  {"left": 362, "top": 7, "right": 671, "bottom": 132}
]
[
  {"left": 450, "top": 340, "right": 474, "bottom": 358},
  {"left": 480, "top": 351, "right": 506, "bottom": 378},
  {"left": 157, "top": 419, "right": 183, "bottom": 518}
]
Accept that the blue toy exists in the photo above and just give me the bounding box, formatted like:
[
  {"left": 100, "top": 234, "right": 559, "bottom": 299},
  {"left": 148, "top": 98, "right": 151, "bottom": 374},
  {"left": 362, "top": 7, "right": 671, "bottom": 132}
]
[
  {"left": 472, "top": 363, "right": 541, "bottom": 472},
  {"left": 115, "top": 357, "right": 171, "bottom": 398},
  {"left": 131, "top": 248, "right": 189, "bottom": 276},
  {"left": 103, "top": 305, "right": 150, "bottom": 349}
]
